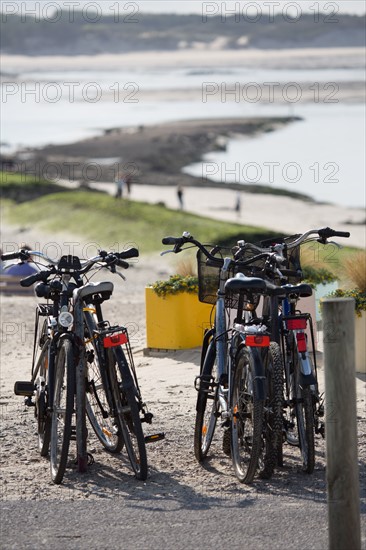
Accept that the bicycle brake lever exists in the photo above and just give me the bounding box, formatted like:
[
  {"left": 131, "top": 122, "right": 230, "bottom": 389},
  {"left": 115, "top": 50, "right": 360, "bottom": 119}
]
[
  {"left": 328, "top": 240, "right": 341, "bottom": 248},
  {"left": 160, "top": 249, "right": 175, "bottom": 256},
  {"left": 115, "top": 269, "right": 126, "bottom": 280}
]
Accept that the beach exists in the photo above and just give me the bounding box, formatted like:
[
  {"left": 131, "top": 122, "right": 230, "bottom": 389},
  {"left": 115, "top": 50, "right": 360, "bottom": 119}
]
[
  {"left": 1, "top": 43, "right": 365, "bottom": 546},
  {"left": 1, "top": 218, "right": 365, "bottom": 509}
]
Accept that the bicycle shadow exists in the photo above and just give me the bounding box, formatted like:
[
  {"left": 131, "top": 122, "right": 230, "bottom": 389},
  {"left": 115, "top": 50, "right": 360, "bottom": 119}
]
[{"left": 62, "top": 454, "right": 259, "bottom": 511}]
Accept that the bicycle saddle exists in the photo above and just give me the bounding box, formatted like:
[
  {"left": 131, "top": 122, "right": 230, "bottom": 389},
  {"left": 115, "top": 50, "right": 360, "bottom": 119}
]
[
  {"left": 265, "top": 281, "right": 313, "bottom": 298},
  {"left": 225, "top": 273, "right": 267, "bottom": 293},
  {"left": 74, "top": 281, "right": 114, "bottom": 301}
]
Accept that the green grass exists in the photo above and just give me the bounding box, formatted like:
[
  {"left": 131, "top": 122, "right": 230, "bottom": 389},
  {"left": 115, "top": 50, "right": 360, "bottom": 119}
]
[
  {"left": 0, "top": 171, "right": 58, "bottom": 188},
  {"left": 0, "top": 171, "right": 66, "bottom": 202},
  {"left": 3, "top": 190, "right": 278, "bottom": 253}
]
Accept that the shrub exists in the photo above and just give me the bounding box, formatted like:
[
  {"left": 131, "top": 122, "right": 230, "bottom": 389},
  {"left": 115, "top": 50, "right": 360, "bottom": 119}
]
[{"left": 149, "top": 274, "right": 198, "bottom": 297}]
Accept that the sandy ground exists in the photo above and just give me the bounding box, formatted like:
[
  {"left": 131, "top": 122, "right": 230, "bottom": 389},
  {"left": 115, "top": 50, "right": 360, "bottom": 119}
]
[
  {"left": 0, "top": 219, "right": 365, "bottom": 509},
  {"left": 2, "top": 48, "right": 365, "bottom": 72}
]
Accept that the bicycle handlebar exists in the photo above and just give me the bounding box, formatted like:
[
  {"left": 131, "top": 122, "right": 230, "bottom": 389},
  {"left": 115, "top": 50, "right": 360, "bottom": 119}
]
[
  {"left": 286, "top": 227, "right": 350, "bottom": 249},
  {"left": 4, "top": 247, "right": 136, "bottom": 290},
  {"left": 162, "top": 226, "right": 350, "bottom": 279}
]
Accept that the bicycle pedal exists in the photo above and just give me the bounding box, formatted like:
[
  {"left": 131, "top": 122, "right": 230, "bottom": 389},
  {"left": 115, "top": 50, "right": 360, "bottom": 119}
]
[
  {"left": 316, "top": 423, "right": 325, "bottom": 439},
  {"left": 142, "top": 412, "right": 153, "bottom": 424},
  {"left": 144, "top": 432, "right": 165, "bottom": 444},
  {"left": 24, "top": 396, "right": 35, "bottom": 407},
  {"left": 14, "top": 381, "right": 35, "bottom": 397}
]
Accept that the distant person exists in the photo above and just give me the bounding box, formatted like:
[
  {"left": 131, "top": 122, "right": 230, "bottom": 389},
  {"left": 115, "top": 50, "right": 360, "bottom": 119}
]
[
  {"left": 235, "top": 192, "right": 241, "bottom": 216},
  {"left": 125, "top": 173, "right": 132, "bottom": 196},
  {"left": 115, "top": 173, "right": 126, "bottom": 199},
  {"left": 177, "top": 184, "right": 184, "bottom": 209}
]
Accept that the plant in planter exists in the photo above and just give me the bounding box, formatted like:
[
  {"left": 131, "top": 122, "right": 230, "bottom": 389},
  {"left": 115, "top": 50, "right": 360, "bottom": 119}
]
[
  {"left": 324, "top": 251, "right": 366, "bottom": 373},
  {"left": 150, "top": 274, "right": 199, "bottom": 297},
  {"left": 145, "top": 272, "right": 212, "bottom": 350},
  {"left": 302, "top": 265, "right": 338, "bottom": 289}
]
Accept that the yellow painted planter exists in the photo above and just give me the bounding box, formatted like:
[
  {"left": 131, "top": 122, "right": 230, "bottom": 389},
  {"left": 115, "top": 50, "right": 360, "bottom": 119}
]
[{"left": 145, "top": 287, "right": 213, "bottom": 349}]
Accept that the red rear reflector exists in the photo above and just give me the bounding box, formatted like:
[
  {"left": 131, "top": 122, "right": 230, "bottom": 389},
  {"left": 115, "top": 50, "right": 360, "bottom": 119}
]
[
  {"left": 103, "top": 333, "right": 128, "bottom": 348},
  {"left": 296, "top": 332, "right": 307, "bottom": 352},
  {"left": 246, "top": 334, "right": 270, "bottom": 347},
  {"left": 286, "top": 318, "right": 307, "bottom": 330}
]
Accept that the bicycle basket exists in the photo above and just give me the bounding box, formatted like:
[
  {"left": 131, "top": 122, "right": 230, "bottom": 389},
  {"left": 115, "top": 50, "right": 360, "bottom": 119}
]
[
  {"left": 197, "top": 247, "right": 262, "bottom": 310},
  {"left": 197, "top": 247, "right": 231, "bottom": 305}
]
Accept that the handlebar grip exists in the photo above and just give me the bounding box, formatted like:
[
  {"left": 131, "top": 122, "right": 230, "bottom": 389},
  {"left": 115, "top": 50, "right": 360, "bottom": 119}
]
[
  {"left": 318, "top": 227, "right": 350, "bottom": 240},
  {"left": 117, "top": 247, "right": 139, "bottom": 259},
  {"left": 162, "top": 237, "right": 179, "bottom": 245},
  {"left": 116, "top": 259, "right": 129, "bottom": 269},
  {"left": 20, "top": 273, "right": 42, "bottom": 287},
  {"left": 1, "top": 251, "right": 27, "bottom": 261}
]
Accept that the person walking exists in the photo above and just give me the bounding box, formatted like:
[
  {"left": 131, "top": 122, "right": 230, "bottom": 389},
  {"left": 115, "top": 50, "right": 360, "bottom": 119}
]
[
  {"left": 115, "top": 173, "right": 125, "bottom": 199},
  {"left": 235, "top": 192, "right": 241, "bottom": 216},
  {"left": 177, "top": 184, "right": 184, "bottom": 209}
]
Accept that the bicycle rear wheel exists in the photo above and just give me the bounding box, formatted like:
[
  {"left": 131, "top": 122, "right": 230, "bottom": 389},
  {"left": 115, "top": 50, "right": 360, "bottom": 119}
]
[
  {"left": 50, "top": 338, "right": 75, "bottom": 484},
  {"left": 294, "top": 351, "right": 315, "bottom": 473},
  {"left": 194, "top": 340, "right": 218, "bottom": 462},
  {"left": 259, "top": 342, "right": 284, "bottom": 479},
  {"left": 230, "top": 347, "right": 264, "bottom": 483},
  {"left": 110, "top": 347, "right": 148, "bottom": 480},
  {"left": 84, "top": 313, "right": 124, "bottom": 453}
]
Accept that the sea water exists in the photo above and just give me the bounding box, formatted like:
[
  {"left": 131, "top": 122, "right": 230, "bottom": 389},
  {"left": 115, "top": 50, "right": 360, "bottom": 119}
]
[{"left": 1, "top": 65, "right": 364, "bottom": 207}]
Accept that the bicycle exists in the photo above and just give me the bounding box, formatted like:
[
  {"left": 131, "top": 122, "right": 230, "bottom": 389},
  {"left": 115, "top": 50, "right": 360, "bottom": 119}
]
[
  {"left": 4, "top": 247, "right": 161, "bottom": 484},
  {"left": 162, "top": 232, "right": 284, "bottom": 482},
  {"left": 233, "top": 227, "right": 350, "bottom": 473}
]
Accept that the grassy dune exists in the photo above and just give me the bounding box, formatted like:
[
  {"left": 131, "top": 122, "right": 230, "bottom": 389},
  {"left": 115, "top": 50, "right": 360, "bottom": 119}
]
[{"left": 3, "top": 188, "right": 276, "bottom": 253}]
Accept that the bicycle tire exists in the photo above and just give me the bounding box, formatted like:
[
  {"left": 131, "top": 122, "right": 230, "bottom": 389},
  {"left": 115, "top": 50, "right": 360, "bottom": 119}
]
[
  {"left": 294, "top": 350, "right": 315, "bottom": 473},
  {"left": 36, "top": 336, "right": 51, "bottom": 456},
  {"left": 194, "top": 340, "right": 218, "bottom": 462},
  {"left": 230, "top": 347, "right": 264, "bottom": 483},
  {"left": 259, "top": 342, "right": 284, "bottom": 479},
  {"left": 111, "top": 347, "right": 148, "bottom": 480},
  {"left": 50, "top": 338, "right": 75, "bottom": 484},
  {"left": 84, "top": 313, "right": 124, "bottom": 453}
]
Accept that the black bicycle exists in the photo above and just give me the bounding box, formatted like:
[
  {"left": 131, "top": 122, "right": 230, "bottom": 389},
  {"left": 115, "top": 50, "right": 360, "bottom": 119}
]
[
  {"left": 162, "top": 233, "right": 284, "bottom": 483},
  {"left": 4, "top": 247, "right": 161, "bottom": 483}
]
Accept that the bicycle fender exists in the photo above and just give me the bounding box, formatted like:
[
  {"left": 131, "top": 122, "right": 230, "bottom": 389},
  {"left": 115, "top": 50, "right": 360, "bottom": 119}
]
[
  {"left": 201, "top": 327, "right": 215, "bottom": 371},
  {"left": 236, "top": 344, "right": 266, "bottom": 401},
  {"left": 301, "top": 373, "right": 317, "bottom": 386},
  {"left": 250, "top": 348, "right": 266, "bottom": 401}
]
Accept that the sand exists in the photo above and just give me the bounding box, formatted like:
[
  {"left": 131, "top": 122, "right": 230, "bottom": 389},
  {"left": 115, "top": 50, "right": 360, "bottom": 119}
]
[{"left": 0, "top": 219, "right": 365, "bottom": 504}]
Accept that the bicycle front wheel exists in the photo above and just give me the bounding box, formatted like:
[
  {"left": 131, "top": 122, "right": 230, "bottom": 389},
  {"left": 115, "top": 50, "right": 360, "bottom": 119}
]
[
  {"left": 50, "top": 338, "right": 75, "bottom": 484},
  {"left": 194, "top": 340, "right": 218, "bottom": 462},
  {"left": 84, "top": 313, "right": 124, "bottom": 453},
  {"left": 35, "top": 330, "right": 51, "bottom": 456},
  {"left": 231, "top": 348, "right": 264, "bottom": 483},
  {"left": 111, "top": 347, "right": 148, "bottom": 480}
]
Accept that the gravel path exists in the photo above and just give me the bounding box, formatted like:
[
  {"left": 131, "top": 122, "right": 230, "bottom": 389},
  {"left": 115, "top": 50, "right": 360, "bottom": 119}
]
[{"left": 1, "top": 222, "right": 365, "bottom": 549}]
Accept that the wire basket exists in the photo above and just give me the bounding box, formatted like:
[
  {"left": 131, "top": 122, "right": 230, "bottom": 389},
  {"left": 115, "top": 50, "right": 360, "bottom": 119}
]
[
  {"left": 197, "top": 248, "right": 263, "bottom": 309},
  {"left": 259, "top": 234, "right": 303, "bottom": 284}
]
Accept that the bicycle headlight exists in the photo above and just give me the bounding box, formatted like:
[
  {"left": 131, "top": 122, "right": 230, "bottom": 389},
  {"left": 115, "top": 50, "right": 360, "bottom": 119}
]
[{"left": 58, "top": 311, "right": 74, "bottom": 328}]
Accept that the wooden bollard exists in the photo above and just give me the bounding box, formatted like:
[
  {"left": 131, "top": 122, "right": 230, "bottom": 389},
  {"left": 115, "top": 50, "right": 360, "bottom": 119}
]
[{"left": 322, "top": 298, "right": 361, "bottom": 550}]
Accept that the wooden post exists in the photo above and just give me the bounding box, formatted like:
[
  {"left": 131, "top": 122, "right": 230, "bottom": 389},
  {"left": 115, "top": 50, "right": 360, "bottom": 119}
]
[{"left": 323, "top": 298, "right": 361, "bottom": 550}]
